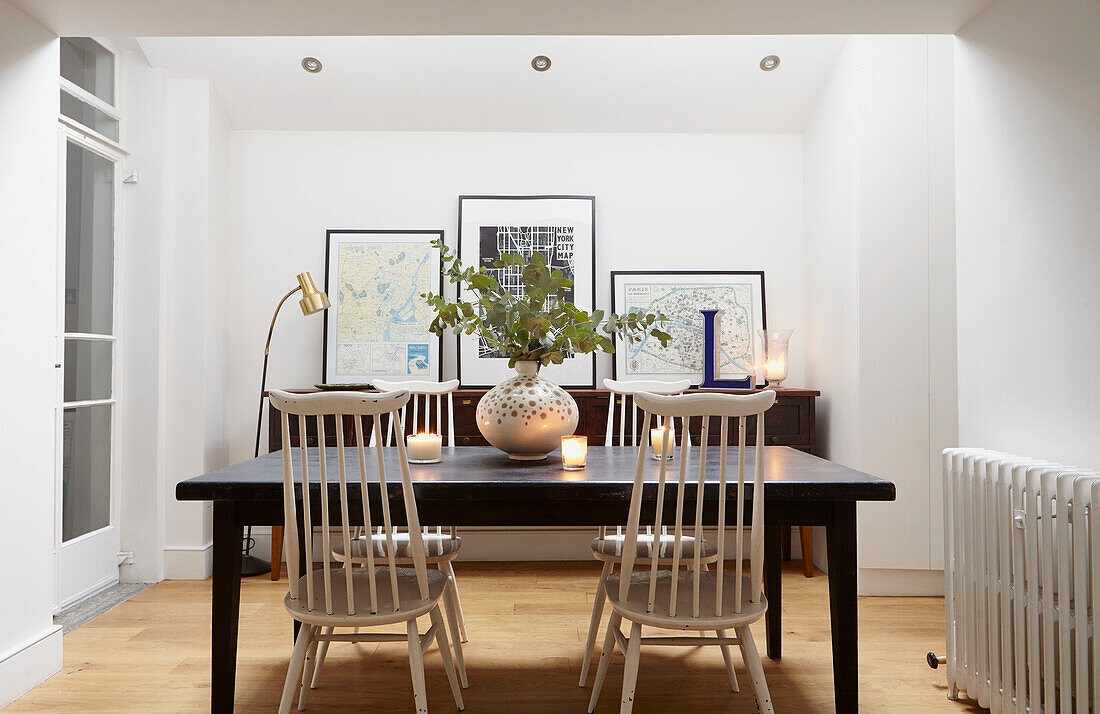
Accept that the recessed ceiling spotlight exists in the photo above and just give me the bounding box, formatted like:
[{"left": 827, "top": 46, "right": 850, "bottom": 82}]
[
  {"left": 531, "top": 55, "right": 551, "bottom": 72},
  {"left": 301, "top": 57, "right": 323, "bottom": 73},
  {"left": 760, "top": 55, "right": 780, "bottom": 71}
]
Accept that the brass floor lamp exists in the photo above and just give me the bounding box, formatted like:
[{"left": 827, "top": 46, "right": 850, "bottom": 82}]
[{"left": 243, "top": 271, "right": 330, "bottom": 577}]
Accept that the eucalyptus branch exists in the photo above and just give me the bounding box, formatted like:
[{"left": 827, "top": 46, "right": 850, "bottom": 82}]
[{"left": 421, "top": 237, "right": 672, "bottom": 368}]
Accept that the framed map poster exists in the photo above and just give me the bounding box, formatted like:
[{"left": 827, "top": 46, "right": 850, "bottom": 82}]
[
  {"left": 457, "top": 195, "right": 597, "bottom": 388},
  {"left": 610, "top": 270, "right": 766, "bottom": 387},
  {"left": 322, "top": 230, "right": 444, "bottom": 384}
]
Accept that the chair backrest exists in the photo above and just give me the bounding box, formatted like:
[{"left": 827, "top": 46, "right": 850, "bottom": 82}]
[
  {"left": 603, "top": 378, "right": 692, "bottom": 447},
  {"left": 269, "top": 388, "right": 429, "bottom": 617},
  {"left": 372, "top": 379, "right": 460, "bottom": 448},
  {"left": 619, "top": 390, "right": 776, "bottom": 619}
]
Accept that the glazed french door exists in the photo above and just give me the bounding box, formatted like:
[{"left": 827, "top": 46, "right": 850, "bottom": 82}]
[{"left": 55, "top": 131, "right": 123, "bottom": 609}]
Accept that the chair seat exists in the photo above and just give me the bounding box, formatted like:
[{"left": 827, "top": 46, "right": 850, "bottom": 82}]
[
  {"left": 284, "top": 566, "right": 447, "bottom": 627},
  {"left": 604, "top": 569, "right": 767, "bottom": 629},
  {"left": 591, "top": 534, "right": 718, "bottom": 562},
  {"left": 333, "top": 533, "right": 462, "bottom": 562}
]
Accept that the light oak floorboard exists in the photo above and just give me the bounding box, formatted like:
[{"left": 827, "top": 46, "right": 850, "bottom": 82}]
[{"left": 9, "top": 562, "right": 983, "bottom": 713}]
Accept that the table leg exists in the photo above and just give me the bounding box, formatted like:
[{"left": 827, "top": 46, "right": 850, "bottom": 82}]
[
  {"left": 764, "top": 524, "right": 783, "bottom": 659},
  {"left": 212, "top": 501, "right": 243, "bottom": 714},
  {"left": 826, "top": 501, "right": 858, "bottom": 713}
]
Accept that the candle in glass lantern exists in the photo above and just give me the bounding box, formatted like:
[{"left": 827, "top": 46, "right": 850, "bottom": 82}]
[
  {"left": 560, "top": 436, "right": 587, "bottom": 470},
  {"left": 407, "top": 433, "right": 442, "bottom": 464},
  {"left": 764, "top": 355, "right": 787, "bottom": 382},
  {"left": 650, "top": 425, "right": 675, "bottom": 460}
]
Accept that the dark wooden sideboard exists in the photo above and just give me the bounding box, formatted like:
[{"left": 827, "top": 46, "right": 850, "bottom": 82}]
[{"left": 267, "top": 387, "right": 818, "bottom": 454}]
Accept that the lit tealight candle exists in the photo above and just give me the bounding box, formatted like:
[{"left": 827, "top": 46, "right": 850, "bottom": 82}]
[
  {"left": 764, "top": 356, "right": 787, "bottom": 382},
  {"left": 650, "top": 425, "right": 675, "bottom": 460},
  {"left": 561, "top": 436, "right": 588, "bottom": 470},
  {"left": 407, "top": 433, "right": 442, "bottom": 464}
]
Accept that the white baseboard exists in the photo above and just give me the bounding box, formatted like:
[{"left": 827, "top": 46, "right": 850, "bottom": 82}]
[
  {"left": 164, "top": 542, "right": 213, "bottom": 580},
  {"left": 0, "top": 625, "right": 62, "bottom": 707},
  {"left": 257, "top": 527, "right": 600, "bottom": 564},
  {"left": 261, "top": 526, "right": 773, "bottom": 566},
  {"left": 859, "top": 568, "right": 944, "bottom": 596}
]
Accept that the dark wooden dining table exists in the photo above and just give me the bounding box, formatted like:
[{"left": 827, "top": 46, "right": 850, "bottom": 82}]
[{"left": 176, "top": 444, "right": 894, "bottom": 713}]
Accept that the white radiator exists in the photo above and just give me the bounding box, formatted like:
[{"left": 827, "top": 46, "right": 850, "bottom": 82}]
[{"left": 941, "top": 448, "right": 1099, "bottom": 713}]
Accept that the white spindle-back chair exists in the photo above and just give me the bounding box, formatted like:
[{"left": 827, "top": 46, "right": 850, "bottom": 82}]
[
  {"left": 586, "top": 390, "right": 777, "bottom": 714},
  {"left": 579, "top": 378, "right": 703, "bottom": 687},
  {"left": 345, "top": 378, "right": 469, "bottom": 648},
  {"left": 268, "top": 389, "right": 465, "bottom": 714},
  {"left": 603, "top": 378, "right": 692, "bottom": 447},
  {"left": 371, "top": 379, "right": 459, "bottom": 447}
]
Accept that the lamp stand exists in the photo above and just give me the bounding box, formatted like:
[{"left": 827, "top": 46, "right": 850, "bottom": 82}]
[{"left": 242, "top": 284, "right": 304, "bottom": 578}]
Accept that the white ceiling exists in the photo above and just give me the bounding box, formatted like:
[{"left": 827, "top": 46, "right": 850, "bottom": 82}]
[
  {"left": 14, "top": 0, "right": 994, "bottom": 37},
  {"left": 138, "top": 35, "right": 847, "bottom": 133}
]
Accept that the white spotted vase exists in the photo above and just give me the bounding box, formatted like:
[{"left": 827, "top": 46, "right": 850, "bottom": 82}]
[{"left": 475, "top": 361, "right": 579, "bottom": 460}]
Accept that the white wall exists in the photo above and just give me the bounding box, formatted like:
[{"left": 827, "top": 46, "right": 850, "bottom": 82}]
[
  {"left": 161, "top": 79, "right": 232, "bottom": 579},
  {"left": 118, "top": 48, "right": 168, "bottom": 583},
  {"left": 0, "top": 0, "right": 63, "bottom": 703},
  {"left": 227, "top": 131, "right": 806, "bottom": 463},
  {"left": 803, "top": 35, "right": 957, "bottom": 594},
  {"left": 955, "top": 0, "right": 1100, "bottom": 469}
]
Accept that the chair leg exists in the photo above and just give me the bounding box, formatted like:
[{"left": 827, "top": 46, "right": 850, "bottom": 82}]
[
  {"left": 298, "top": 626, "right": 319, "bottom": 711},
  {"left": 579, "top": 561, "right": 613, "bottom": 686},
  {"left": 441, "top": 560, "right": 468, "bottom": 642},
  {"left": 800, "top": 526, "right": 815, "bottom": 577},
  {"left": 443, "top": 579, "right": 469, "bottom": 688},
  {"left": 430, "top": 605, "right": 465, "bottom": 711},
  {"left": 309, "top": 626, "right": 333, "bottom": 689},
  {"left": 407, "top": 619, "right": 429, "bottom": 714},
  {"left": 716, "top": 629, "right": 739, "bottom": 692},
  {"left": 588, "top": 611, "right": 621, "bottom": 714},
  {"left": 278, "top": 624, "right": 312, "bottom": 714},
  {"left": 737, "top": 625, "right": 774, "bottom": 714},
  {"left": 619, "top": 621, "right": 643, "bottom": 714}
]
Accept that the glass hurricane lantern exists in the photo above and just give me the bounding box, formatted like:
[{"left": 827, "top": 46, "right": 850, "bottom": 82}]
[{"left": 758, "top": 329, "right": 793, "bottom": 388}]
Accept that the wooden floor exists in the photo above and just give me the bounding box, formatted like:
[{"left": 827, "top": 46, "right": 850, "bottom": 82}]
[{"left": 10, "top": 562, "right": 983, "bottom": 713}]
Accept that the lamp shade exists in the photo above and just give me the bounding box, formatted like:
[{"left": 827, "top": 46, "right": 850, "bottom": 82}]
[{"left": 296, "top": 272, "right": 330, "bottom": 315}]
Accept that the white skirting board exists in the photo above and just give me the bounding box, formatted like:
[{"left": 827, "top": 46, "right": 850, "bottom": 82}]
[
  {"left": 254, "top": 526, "right": 813, "bottom": 564},
  {"left": 164, "top": 542, "right": 213, "bottom": 580},
  {"left": 0, "top": 625, "right": 62, "bottom": 707},
  {"left": 859, "top": 568, "right": 944, "bottom": 596}
]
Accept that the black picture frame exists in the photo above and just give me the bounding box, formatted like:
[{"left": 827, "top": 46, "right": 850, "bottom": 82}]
[
  {"left": 321, "top": 229, "right": 446, "bottom": 384},
  {"left": 610, "top": 270, "right": 767, "bottom": 387},
  {"left": 456, "top": 195, "right": 597, "bottom": 388}
]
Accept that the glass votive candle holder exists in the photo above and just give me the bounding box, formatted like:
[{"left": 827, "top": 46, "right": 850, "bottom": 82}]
[
  {"left": 650, "top": 425, "right": 675, "bottom": 460},
  {"left": 407, "top": 433, "right": 442, "bottom": 464},
  {"left": 561, "top": 435, "right": 588, "bottom": 470}
]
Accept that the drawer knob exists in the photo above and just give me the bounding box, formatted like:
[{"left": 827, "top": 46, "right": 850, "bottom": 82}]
[
  {"left": 769, "top": 436, "right": 779, "bottom": 444},
  {"left": 461, "top": 399, "right": 472, "bottom": 405}
]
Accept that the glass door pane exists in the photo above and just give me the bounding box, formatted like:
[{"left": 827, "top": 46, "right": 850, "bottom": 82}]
[
  {"left": 63, "top": 339, "right": 112, "bottom": 402},
  {"left": 64, "top": 142, "right": 114, "bottom": 334},
  {"left": 62, "top": 405, "right": 112, "bottom": 541}
]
